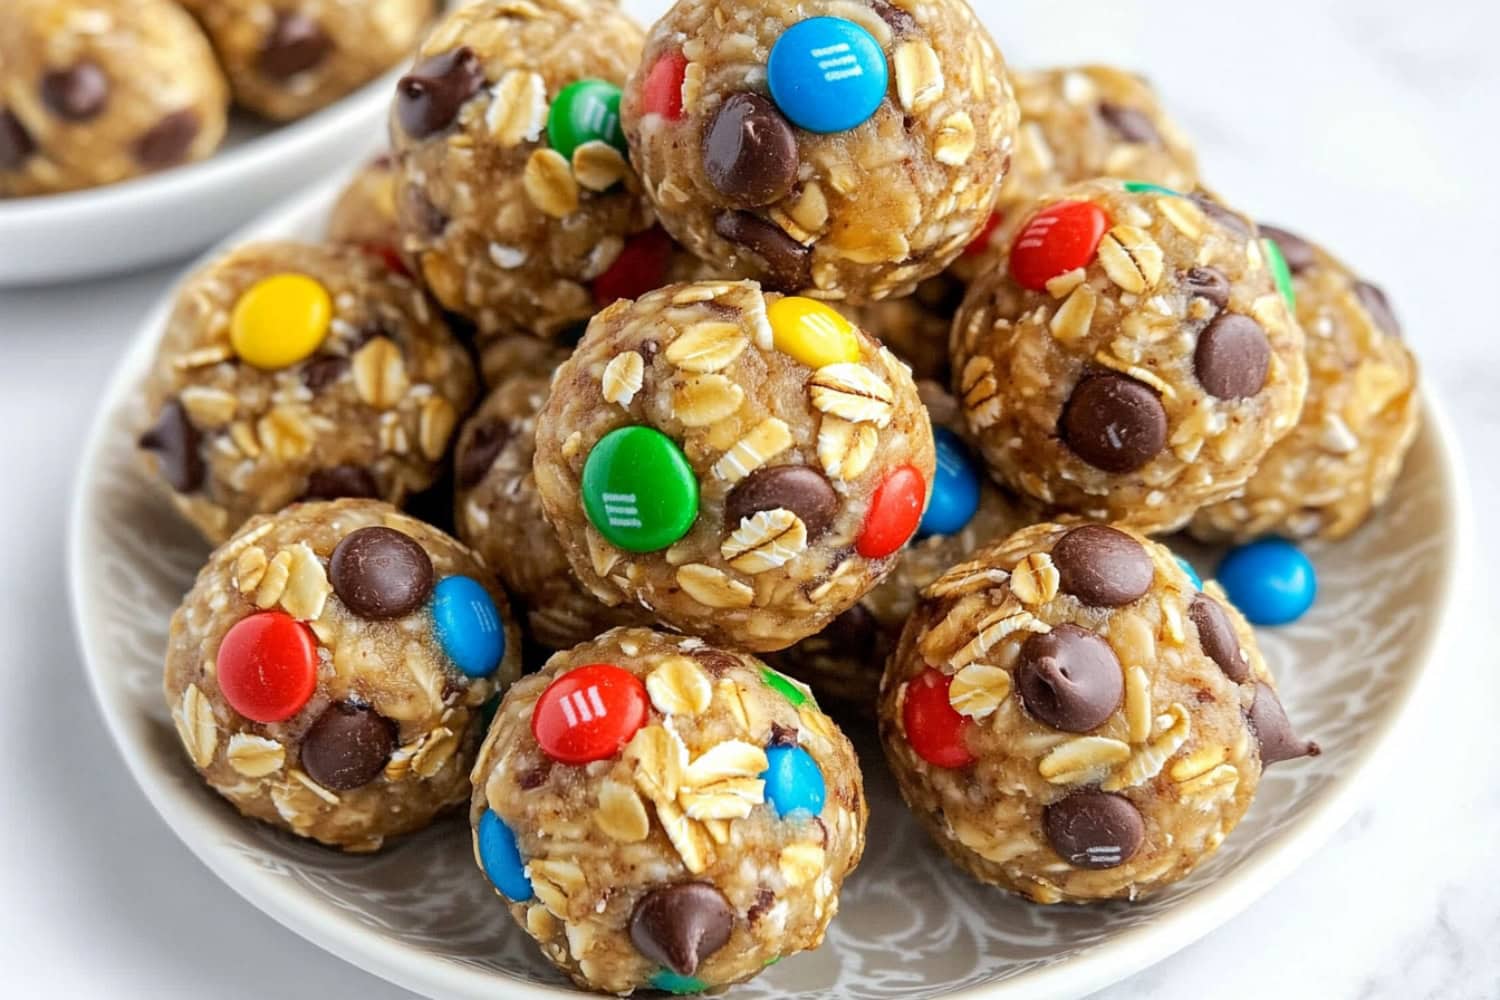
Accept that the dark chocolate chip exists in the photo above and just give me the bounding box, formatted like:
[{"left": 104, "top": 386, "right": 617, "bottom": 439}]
[
  {"left": 1051, "top": 525, "right": 1154, "bottom": 607},
  {"left": 518, "top": 759, "right": 552, "bottom": 789},
  {"left": 746, "top": 887, "right": 776, "bottom": 925},
  {"left": 1354, "top": 280, "right": 1402, "bottom": 338},
  {"left": 402, "top": 183, "right": 448, "bottom": 236},
  {"left": 702, "top": 93, "right": 798, "bottom": 208},
  {"left": 868, "top": 0, "right": 917, "bottom": 35},
  {"left": 134, "top": 109, "right": 201, "bottom": 169},
  {"left": 1258, "top": 224, "right": 1316, "bottom": 274},
  {"left": 1189, "top": 594, "right": 1248, "bottom": 682},
  {"left": 1043, "top": 790, "right": 1145, "bottom": 869},
  {"left": 629, "top": 883, "right": 735, "bottom": 977},
  {"left": 724, "top": 465, "right": 838, "bottom": 540},
  {"left": 329, "top": 526, "right": 435, "bottom": 619},
  {"left": 40, "top": 62, "right": 109, "bottom": 121},
  {"left": 694, "top": 649, "right": 741, "bottom": 677},
  {"left": 1182, "top": 266, "right": 1231, "bottom": 310},
  {"left": 396, "top": 47, "right": 485, "bottom": 139},
  {"left": 258, "top": 11, "right": 332, "bottom": 80},
  {"left": 1097, "top": 101, "right": 1160, "bottom": 145},
  {"left": 299, "top": 701, "right": 398, "bottom": 790},
  {"left": 300, "top": 464, "right": 379, "bottom": 501},
  {"left": 0, "top": 110, "right": 35, "bottom": 169},
  {"left": 138, "top": 399, "right": 204, "bottom": 493},
  {"left": 1195, "top": 313, "right": 1270, "bottom": 399},
  {"left": 1015, "top": 624, "right": 1124, "bottom": 732},
  {"left": 456, "top": 420, "right": 511, "bottom": 490},
  {"left": 767, "top": 722, "right": 798, "bottom": 747},
  {"left": 1059, "top": 373, "right": 1167, "bottom": 473},
  {"left": 1191, "top": 192, "right": 1251, "bottom": 238},
  {"left": 300, "top": 354, "right": 349, "bottom": 392},
  {"left": 713, "top": 210, "right": 810, "bottom": 292},
  {"left": 1248, "top": 682, "right": 1319, "bottom": 766}
]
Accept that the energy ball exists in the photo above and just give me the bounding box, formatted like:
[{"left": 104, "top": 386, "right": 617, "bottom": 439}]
[
  {"left": 621, "top": 0, "right": 1018, "bottom": 304},
  {"left": 327, "top": 155, "right": 404, "bottom": 260},
  {"left": 164, "top": 499, "right": 522, "bottom": 852},
  {"left": 533, "top": 280, "right": 937, "bottom": 651},
  {"left": 389, "top": 0, "right": 656, "bottom": 342},
  {"left": 180, "top": 0, "right": 432, "bottom": 121},
  {"left": 878, "top": 521, "right": 1316, "bottom": 903},
  {"left": 456, "top": 337, "right": 653, "bottom": 649},
  {"left": 0, "top": 0, "right": 228, "bottom": 197},
  {"left": 1191, "top": 227, "right": 1420, "bottom": 542},
  {"left": 952, "top": 179, "right": 1308, "bottom": 533},
  {"left": 138, "top": 241, "right": 478, "bottom": 544},
  {"left": 470, "top": 627, "right": 865, "bottom": 993}
]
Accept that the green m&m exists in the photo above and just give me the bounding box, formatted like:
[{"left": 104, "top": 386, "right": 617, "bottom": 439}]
[
  {"left": 547, "top": 79, "right": 626, "bottom": 160},
  {"left": 1262, "top": 237, "right": 1297, "bottom": 310},
  {"left": 1123, "top": 180, "right": 1182, "bottom": 197},
  {"left": 581, "top": 426, "right": 699, "bottom": 552}
]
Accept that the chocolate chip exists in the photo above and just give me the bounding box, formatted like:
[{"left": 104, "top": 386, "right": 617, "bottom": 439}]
[
  {"left": 1015, "top": 624, "right": 1124, "bottom": 732},
  {"left": 1354, "top": 281, "right": 1402, "bottom": 338},
  {"left": 702, "top": 93, "right": 798, "bottom": 208},
  {"left": 1059, "top": 373, "right": 1167, "bottom": 473},
  {"left": 300, "top": 464, "right": 379, "bottom": 501},
  {"left": 629, "top": 883, "right": 735, "bottom": 976},
  {"left": 1248, "top": 682, "right": 1319, "bottom": 766},
  {"left": 138, "top": 399, "right": 204, "bottom": 493},
  {"left": 1189, "top": 594, "right": 1248, "bottom": 682},
  {"left": 518, "top": 759, "right": 552, "bottom": 789},
  {"left": 1191, "top": 192, "right": 1251, "bottom": 238},
  {"left": 767, "top": 722, "right": 798, "bottom": 747},
  {"left": 714, "top": 210, "right": 810, "bottom": 291},
  {"left": 1051, "top": 525, "right": 1154, "bottom": 607},
  {"left": 329, "top": 526, "right": 434, "bottom": 619},
  {"left": 868, "top": 0, "right": 917, "bottom": 35},
  {"left": 1182, "top": 266, "right": 1231, "bottom": 310},
  {"left": 0, "top": 110, "right": 35, "bottom": 169},
  {"left": 396, "top": 47, "right": 485, "bottom": 139},
  {"left": 456, "top": 420, "right": 510, "bottom": 490},
  {"left": 693, "top": 649, "right": 741, "bottom": 677},
  {"left": 258, "top": 11, "right": 331, "bottom": 80},
  {"left": 300, "top": 354, "right": 349, "bottom": 392},
  {"left": 1258, "top": 224, "right": 1316, "bottom": 274},
  {"left": 40, "top": 62, "right": 109, "bottom": 121},
  {"left": 746, "top": 887, "right": 776, "bottom": 925},
  {"left": 1195, "top": 313, "right": 1270, "bottom": 399},
  {"left": 1043, "top": 790, "right": 1145, "bottom": 869},
  {"left": 724, "top": 465, "right": 838, "bottom": 540},
  {"left": 402, "top": 184, "right": 448, "bottom": 236},
  {"left": 1097, "top": 101, "right": 1160, "bottom": 145},
  {"left": 134, "top": 109, "right": 200, "bottom": 169},
  {"left": 299, "top": 701, "right": 397, "bottom": 790}
]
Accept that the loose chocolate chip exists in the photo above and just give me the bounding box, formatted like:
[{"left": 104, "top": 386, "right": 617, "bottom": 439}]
[
  {"left": 714, "top": 210, "right": 810, "bottom": 292},
  {"left": 1043, "top": 790, "right": 1145, "bottom": 869},
  {"left": 0, "top": 110, "right": 35, "bottom": 169},
  {"left": 869, "top": 0, "right": 917, "bottom": 35},
  {"left": 1182, "top": 266, "right": 1231, "bottom": 310},
  {"left": 1354, "top": 280, "right": 1402, "bottom": 338},
  {"left": 1258, "top": 224, "right": 1316, "bottom": 274},
  {"left": 1190, "top": 192, "right": 1251, "bottom": 238},
  {"left": 300, "top": 464, "right": 379, "bottom": 501},
  {"left": 1189, "top": 594, "right": 1248, "bottom": 682},
  {"left": 40, "top": 62, "right": 109, "bottom": 121},
  {"left": 724, "top": 465, "right": 838, "bottom": 540},
  {"left": 329, "top": 526, "right": 435, "bottom": 619},
  {"left": 134, "top": 109, "right": 201, "bottom": 169},
  {"left": 396, "top": 47, "right": 485, "bottom": 139},
  {"left": 1097, "top": 101, "right": 1161, "bottom": 145},
  {"left": 299, "top": 701, "right": 397, "bottom": 790},
  {"left": 629, "top": 883, "right": 736, "bottom": 976},
  {"left": 402, "top": 183, "right": 448, "bottom": 236},
  {"left": 702, "top": 93, "right": 799, "bottom": 208},
  {"left": 300, "top": 354, "right": 349, "bottom": 392},
  {"left": 1195, "top": 313, "right": 1270, "bottom": 399},
  {"left": 456, "top": 420, "right": 511, "bottom": 490},
  {"left": 1248, "top": 682, "right": 1319, "bottom": 766},
  {"left": 820, "top": 602, "right": 878, "bottom": 662},
  {"left": 138, "top": 399, "right": 204, "bottom": 493},
  {"left": 1051, "top": 525, "right": 1154, "bottom": 607},
  {"left": 258, "top": 11, "right": 332, "bottom": 80},
  {"left": 1015, "top": 624, "right": 1124, "bottom": 732},
  {"left": 1059, "top": 373, "right": 1167, "bottom": 473}
]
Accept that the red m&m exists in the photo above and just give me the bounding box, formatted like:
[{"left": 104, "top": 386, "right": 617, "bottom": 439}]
[
  {"left": 856, "top": 465, "right": 926, "bottom": 559},
  {"left": 640, "top": 51, "right": 688, "bottom": 121},
  {"left": 216, "top": 611, "right": 319, "bottom": 723},
  {"left": 1009, "top": 200, "right": 1111, "bottom": 291},
  {"left": 902, "top": 668, "right": 974, "bottom": 769},
  {"left": 962, "top": 212, "right": 1003, "bottom": 258},
  {"left": 531, "top": 664, "right": 649, "bottom": 765},
  {"left": 593, "top": 227, "right": 674, "bottom": 307}
]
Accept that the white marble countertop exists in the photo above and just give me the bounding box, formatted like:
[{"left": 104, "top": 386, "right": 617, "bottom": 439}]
[{"left": 1, "top": 1, "right": 1496, "bottom": 997}]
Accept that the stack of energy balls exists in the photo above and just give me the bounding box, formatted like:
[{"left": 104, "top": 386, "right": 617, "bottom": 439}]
[{"left": 137, "top": 0, "right": 1421, "bottom": 992}]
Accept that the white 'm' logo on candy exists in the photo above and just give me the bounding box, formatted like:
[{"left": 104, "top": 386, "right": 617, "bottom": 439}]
[
  {"left": 558, "top": 685, "right": 609, "bottom": 727},
  {"left": 811, "top": 42, "right": 863, "bottom": 82},
  {"left": 602, "top": 492, "right": 642, "bottom": 529}
]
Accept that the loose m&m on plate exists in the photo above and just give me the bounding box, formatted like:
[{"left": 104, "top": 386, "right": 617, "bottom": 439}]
[{"left": 532, "top": 664, "right": 649, "bottom": 764}]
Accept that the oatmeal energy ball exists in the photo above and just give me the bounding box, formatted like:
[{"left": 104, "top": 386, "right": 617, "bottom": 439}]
[
  {"left": 879, "top": 522, "right": 1316, "bottom": 903},
  {"left": 1192, "top": 226, "right": 1420, "bottom": 542},
  {"left": 533, "top": 280, "right": 937, "bottom": 651},
  {"left": 389, "top": 0, "right": 659, "bottom": 342},
  {"left": 138, "top": 241, "right": 478, "bottom": 544},
  {"left": 953, "top": 179, "right": 1308, "bottom": 532},
  {"left": 622, "top": 0, "right": 1018, "bottom": 304},
  {"left": 471, "top": 627, "right": 865, "bottom": 993},
  {"left": 0, "top": 0, "right": 228, "bottom": 197},
  {"left": 165, "top": 500, "right": 522, "bottom": 851}
]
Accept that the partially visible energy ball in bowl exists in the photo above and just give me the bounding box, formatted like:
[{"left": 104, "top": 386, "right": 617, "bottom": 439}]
[
  {"left": 470, "top": 627, "right": 866, "bottom": 993},
  {"left": 137, "top": 240, "right": 478, "bottom": 544},
  {"left": 532, "top": 280, "right": 936, "bottom": 652},
  {"left": 952, "top": 179, "right": 1308, "bottom": 532},
  {"left": 878, "top": 522, "right": 1317, "bottom": 903},
  {"left": 621, "top": 0, "right": 1018, "bottom": 304},
  {"left": 164, "top": 499, "right": 522, "bottom": 852}
]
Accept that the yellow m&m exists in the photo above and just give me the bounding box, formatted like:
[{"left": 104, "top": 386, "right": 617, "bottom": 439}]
[
  {"left": 767, "top": 296, "right": 861, "bottom": 369},
  {"left": 230, "top": 273, "right": 333, "bottom": 370}
]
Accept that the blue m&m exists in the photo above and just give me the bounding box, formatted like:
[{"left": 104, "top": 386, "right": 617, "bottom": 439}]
[
  {"left": 650, "top": 970, "right": 706, "bottom": 994},
  {"left": 918, "top": 428, "right": 981, "bottom": 537},
  {"left": 1175, "top": 555, "right": 1203, "bottom": 590},
  {"left": 432, "top": 575, "right": 506, "bottom": 678},
  {"left": 767, "top": 17, "right": 887, "bottom": 134},
  {"left": 477, "top": 809, "right": 532, "bottom": 901},
  {"left": 1217, "top": 539, "right": 1317, "bottom": 625},
  {"left": 761, "top": 744, "right": 826, "bottom": 817}
]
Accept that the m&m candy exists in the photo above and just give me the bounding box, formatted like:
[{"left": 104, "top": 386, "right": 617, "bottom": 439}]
[
  {"left": 229, "top": 272, "right": 331, "bottom": 370},
  {"left": 477, "top": 809, "right": 533, "bottom": 902},
  {"left": 1123, "top": 181, "right": 1182, "bottom": 197},
  {"left": 767, "top": 296, "right": 861, "bottom": 369},
  {"left": 1009, "top": 200, "right": 1111, "bottom": 292},
  {"left": 649, "top": 971, "right": 706, "bottom": 995},
  {"left": 581, "top": 426, "right": 699, "bottom": 552},
  {"left": 767, "top": 17, "right": 887, "bottom": 134},
  {"left": 918, "top": 429, "right": 981, "bottom": 537},
  {"left": 431, "top": 575, "right": 506, "bottom": 678},
  {"left": 640, "top": 51, "right": 687, "bottom": 121},
  {"left": 1262, "top": 237, "right": 1297, "bottom": 310},
  {"left": 761, "top": 666, "right": 813, "bottom": 708},
  {"left": 1175, "top": 555, "right": 1203, "bottom": 591},
  {"left": 592, "top": 227, "right": 674, "bottom": 307},
  {"left": 1217, "top": 538, "right": 1316, "bottom": 625},
  {"left": 216, "top": 611, "right": 318, "bottom": 723},
  {"left": 761, "top": 744, "right": 826, "bottom": 817},
  {"left": 856, "top": 464, "right": 926, "bottom": 558},
  {"left": 962, "top": 212, "right": 1003, "bottom": 258},
  {"left": 547, "top": 79, "right": 626, "bottom": 160},
  {"left": 532, "top": 664, "right": 649, "bottom": 764},
  {"left": 902, "top": 667, "right": 973, "bottom": 769}
]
